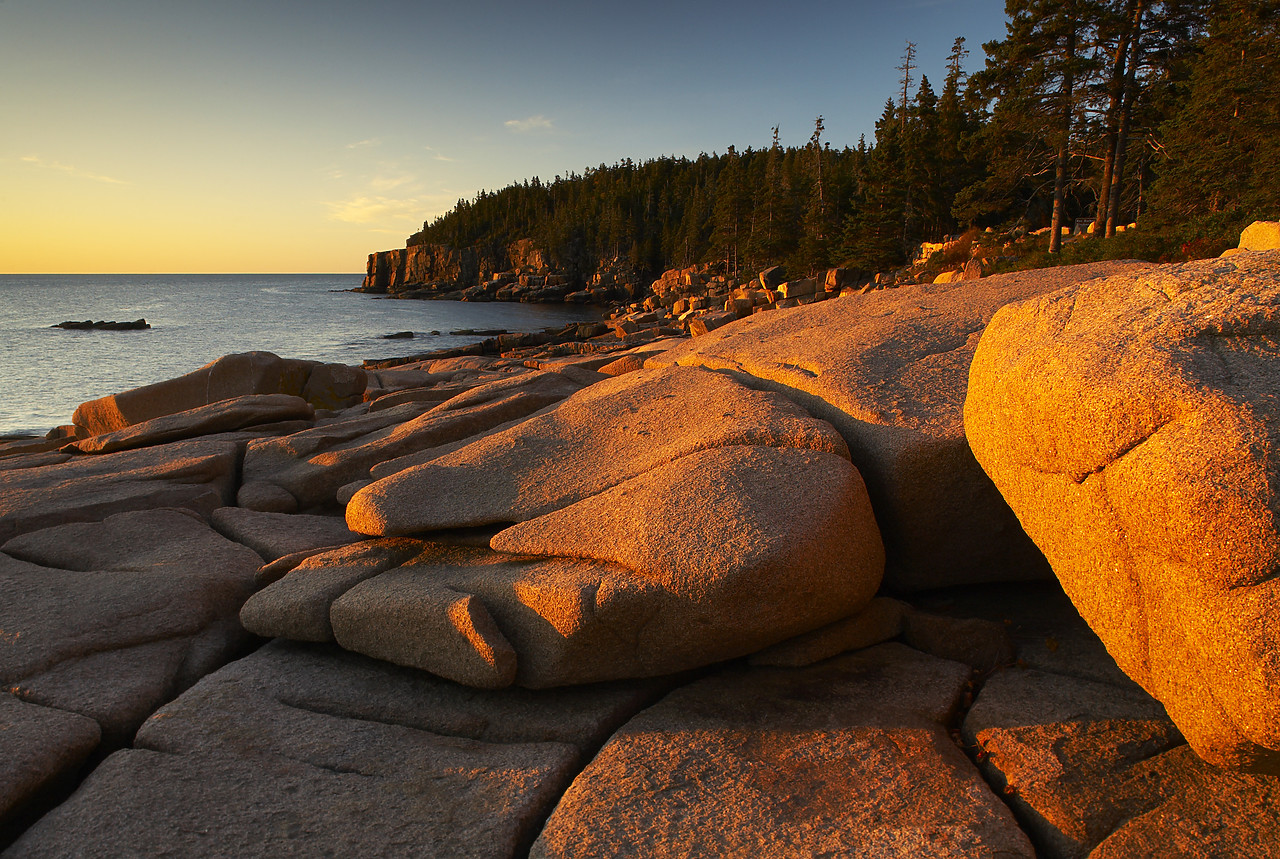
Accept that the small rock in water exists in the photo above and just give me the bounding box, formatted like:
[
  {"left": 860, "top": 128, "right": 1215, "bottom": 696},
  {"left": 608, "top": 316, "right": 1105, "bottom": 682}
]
[
  {"left": 382, "top": 331, "right": 415, "bottom": 340},
  {"left": 53, "top": 319, "right": 150, "bottom": 331}
]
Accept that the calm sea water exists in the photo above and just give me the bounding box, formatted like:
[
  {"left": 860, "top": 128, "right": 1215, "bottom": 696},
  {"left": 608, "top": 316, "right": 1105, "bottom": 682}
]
[{"left": 0, "top": 274, "right": 604, "bottom": 436}]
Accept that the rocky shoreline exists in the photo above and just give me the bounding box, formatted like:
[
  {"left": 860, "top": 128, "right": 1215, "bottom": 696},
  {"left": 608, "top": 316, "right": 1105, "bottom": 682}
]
[{"left": 3, "top": 230, "right": 1280, "bottom": 856}]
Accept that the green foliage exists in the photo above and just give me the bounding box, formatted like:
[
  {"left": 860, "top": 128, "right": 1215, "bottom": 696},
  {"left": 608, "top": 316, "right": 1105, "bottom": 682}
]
[
  {"left": 1149, "top": 0, "right": 1280, "bottom": 221},
  {"left": 407, "top": 2, "right": 1273, "bottom": 284},
  {"left": 986, "top": 212, "right": 1243, "bottom": 274}
]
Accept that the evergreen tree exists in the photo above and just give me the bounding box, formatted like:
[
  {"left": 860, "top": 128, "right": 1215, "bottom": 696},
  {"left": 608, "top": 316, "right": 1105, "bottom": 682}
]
[
  {"left": 1149, "top": 0, "right": 1280, "bottom": 220},
  {"left": 839, "top": 102, "right": 908, "bottom": 271},
  {"left": 962, "top": 0, "right": 1102, "bottom": 247},
  {"left": 800, "top": 116, "right": 833, "bottom": 272}
]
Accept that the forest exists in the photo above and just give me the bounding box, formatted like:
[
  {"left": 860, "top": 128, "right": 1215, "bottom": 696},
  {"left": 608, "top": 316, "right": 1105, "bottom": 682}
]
[{"left": 408, "top": 0, "right": 1279, "bottom": 282}]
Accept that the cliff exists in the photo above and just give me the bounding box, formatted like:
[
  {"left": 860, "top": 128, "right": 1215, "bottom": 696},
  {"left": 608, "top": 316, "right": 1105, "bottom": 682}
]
[{"left": 360, "top": 238, "right": 552, "bottom": 294}]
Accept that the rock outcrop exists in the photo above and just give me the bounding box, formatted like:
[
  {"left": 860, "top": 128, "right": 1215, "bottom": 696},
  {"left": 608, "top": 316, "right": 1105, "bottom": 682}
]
[
  {"left": 246, "top": 444, "right": 882, "bottom": 689},
  {"left": 966, "top": 253, "right": 1280, "bottom": 773},
  {"left": 361, "top": 243, "right": 483, "bottom": 293},
  {"left": 0, "top": 437, "right": 241, "bottom": 542},
  {"left": 67, "top": 393, "right": 313, "bottom": 454},
  {"left": 6, "top": 248, "right": 1280, "bottom": 852},
  {"left": 532, "top": 643, "right": 1034, "bottom": 857},
  {"left": 346, "top": 364, "right": 850, "bottom": 535},
  {"left": 72, "top": 351, "right": 364, "bottom": 437},
  {"left": 648, "top": 260, "right": 1154, "bottom": 591},
  {"left": 6, "top": 640, "right": 670, "bottom": 858},
  {"left": 239, "top": 369, "right": 593, "bottom": 513},
  {"left": 0, "top": 509, "right": 261, "bottom": 744}
]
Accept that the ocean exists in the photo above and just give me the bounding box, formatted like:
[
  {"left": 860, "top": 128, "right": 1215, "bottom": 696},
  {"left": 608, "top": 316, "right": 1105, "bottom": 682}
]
[{"left": 0, "top": 274, "right": 605, "bottom": 437}]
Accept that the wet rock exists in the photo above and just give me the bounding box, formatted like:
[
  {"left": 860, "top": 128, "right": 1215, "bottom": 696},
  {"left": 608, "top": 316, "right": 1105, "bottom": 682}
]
[
  {"left": 53, "top": 319, "right": 149, "bottom": 331},
  {"left": 966, "top": 254, "right": 1280, "bottom": 772}
]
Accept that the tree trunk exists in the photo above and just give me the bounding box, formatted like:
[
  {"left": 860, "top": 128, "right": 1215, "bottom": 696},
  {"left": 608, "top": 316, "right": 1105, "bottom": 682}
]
[
  {"left": 1107, "top": 0, "right": 1146, "bottom": 237},
  {"left": 1094, "top": 0, "right": 1137, "bottom": 232},
  {"left": 1050, "top": 27, "right": 1078, "bottom": 254}
]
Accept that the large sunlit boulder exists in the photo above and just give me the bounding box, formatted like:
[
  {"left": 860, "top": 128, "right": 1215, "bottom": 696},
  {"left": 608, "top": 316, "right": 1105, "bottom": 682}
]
[{"left": 965, "top": 253, "right": 1280, "bottom": 773}]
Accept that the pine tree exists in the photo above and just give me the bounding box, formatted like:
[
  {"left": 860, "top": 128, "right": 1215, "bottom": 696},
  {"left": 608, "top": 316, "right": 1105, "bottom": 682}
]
[
  {"left": 1150, "top": 0, "right": 1280, "bottom": 220},
  {"left": 800, "top": 116, "right": 832, "bottom": 272},
  {"left": 963, "top": 0, "right": 1103, "bottom": 247}
]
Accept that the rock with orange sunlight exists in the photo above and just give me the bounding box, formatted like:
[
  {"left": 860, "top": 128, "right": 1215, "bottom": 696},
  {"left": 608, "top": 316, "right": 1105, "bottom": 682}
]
[
  {"left": 72, "top": 351, "right": 364, "bottom": 437},
  {"left": 965, "top": 252, "right": 1280, "bottom": 774},
  {"left": 346, "top": 364, "right": 849, "bottom": 535},
  {"left": 238, "top": 368, "right": 591, "bottom": 513},
  {"left": 646, "top": 259, "right": 1156, "bottom": 591},
  {"left": 531, "top": 643, "right": 1034, "bottom": 858},
  {"left": 1240, "top": 221, "right": 1280, "bottom": 252},
  {"left": 5, "top": 639, "right": 671, "bottom": 859},
  {"left": 964, "top": 667, "right": 1280, "bottom": 858},
  {"left": 488, "top": 445, "right": 882, "bottom": 674},
  {"left": 66, "top": 393, "right": 314, "bottom": 455},
  {"left": 0, "top": 436, "right": 240, "bottom": 542},
  {"left": 239, "top": 538, "right": 425, "bottom": 643},
  {"left": 245, "top": 445, "right": 883, "bottom": 689}
]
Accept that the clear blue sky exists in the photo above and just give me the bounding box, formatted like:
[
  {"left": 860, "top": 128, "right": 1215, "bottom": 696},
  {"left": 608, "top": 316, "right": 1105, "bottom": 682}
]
[{"left": 0, "top": 0, "right": 1009, "bottom": 272}]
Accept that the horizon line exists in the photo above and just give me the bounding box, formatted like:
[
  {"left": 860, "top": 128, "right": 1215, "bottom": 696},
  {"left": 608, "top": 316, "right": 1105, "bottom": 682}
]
[{"left": 0, "top": 272, "right": 366, "bottom": 276}]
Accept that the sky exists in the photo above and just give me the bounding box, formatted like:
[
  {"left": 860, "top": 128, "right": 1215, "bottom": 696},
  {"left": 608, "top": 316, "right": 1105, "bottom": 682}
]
[{"left": 0, "top": 0, "right": 1010, "bottom": 274}]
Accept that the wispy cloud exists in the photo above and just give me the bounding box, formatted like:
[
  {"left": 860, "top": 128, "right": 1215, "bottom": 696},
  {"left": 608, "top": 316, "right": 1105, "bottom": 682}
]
[
  {"left": 424, "top": 146, "right": 458, "bottom": 163},
  {"left": 345, "top": 138, "right": 380, "bottom": 149},
  {"left": 324, "top": 195, "right": 426, "bottom": 225},
  {"left": 504, "top": 115, "right": 554, "bottom": 133},
  {"left": 20, "top": 155, "right": 127, "bottom": 185},
  {"left": 369, "top": 173, "right": 417, "bottom": 192}
]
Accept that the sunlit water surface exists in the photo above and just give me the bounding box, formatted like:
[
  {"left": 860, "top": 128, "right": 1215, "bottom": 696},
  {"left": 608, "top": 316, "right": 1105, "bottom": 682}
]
[{"left": 0, "top": 274, "right": 603, "bottom": 436}]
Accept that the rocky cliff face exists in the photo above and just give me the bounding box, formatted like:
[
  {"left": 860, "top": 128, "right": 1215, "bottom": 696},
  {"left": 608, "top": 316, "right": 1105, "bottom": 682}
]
[
  {"left": 361, "top": 244, "right": 484, "bottom": 293},
  {"left": 360, "top": 238, "right": 566, "bottom": 294}
]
